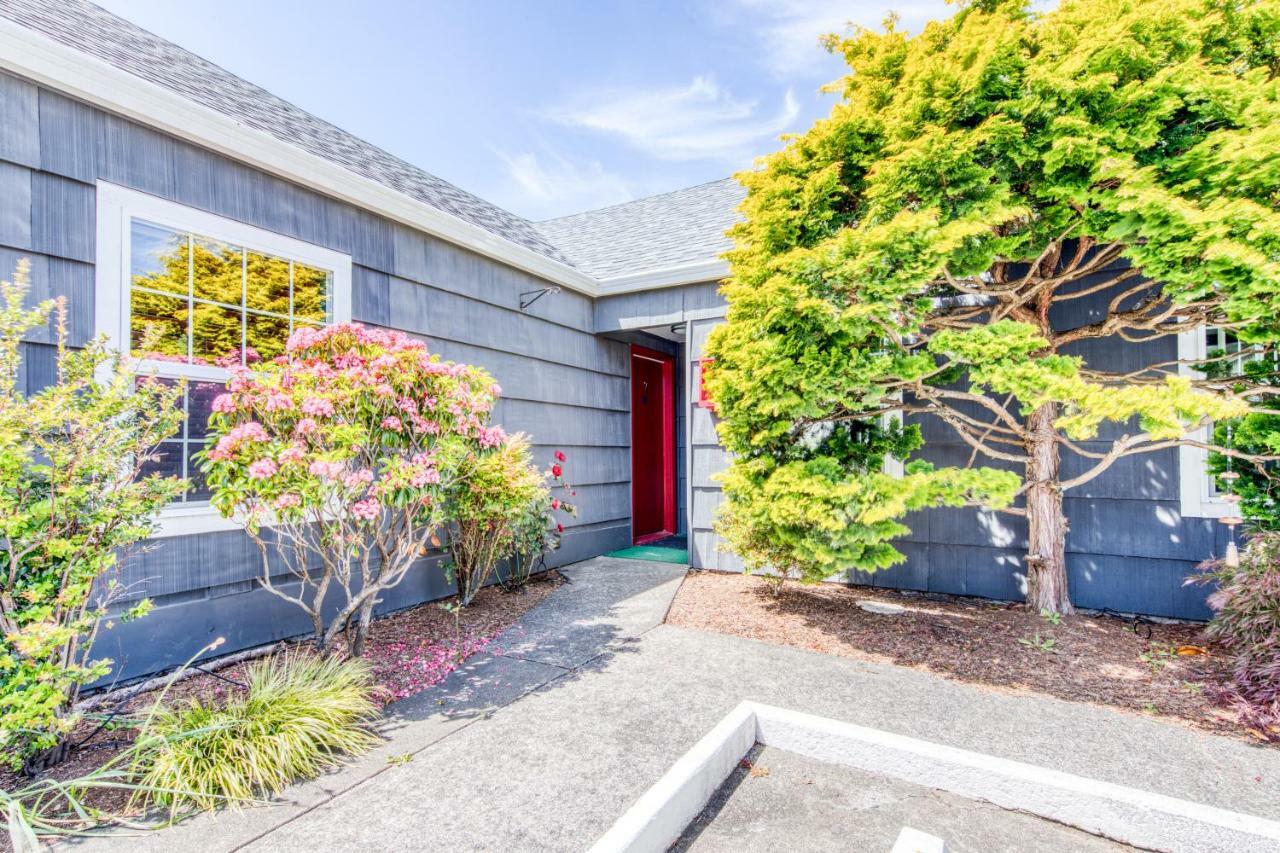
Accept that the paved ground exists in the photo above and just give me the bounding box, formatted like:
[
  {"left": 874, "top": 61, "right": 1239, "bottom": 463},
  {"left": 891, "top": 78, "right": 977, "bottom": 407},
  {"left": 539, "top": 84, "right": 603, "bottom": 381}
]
[
  {"left": 70, "top": 557, "right": 1280, "bottom": 852},
  {"left": 673, "top": 745, "right": 1130, "bottom": 852}
]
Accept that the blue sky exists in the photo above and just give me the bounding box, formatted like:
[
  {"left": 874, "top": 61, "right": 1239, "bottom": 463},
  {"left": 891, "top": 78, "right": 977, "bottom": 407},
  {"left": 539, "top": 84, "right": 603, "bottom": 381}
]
[{"left": 94, "top": 0, "right": 956, "bottom": 220}]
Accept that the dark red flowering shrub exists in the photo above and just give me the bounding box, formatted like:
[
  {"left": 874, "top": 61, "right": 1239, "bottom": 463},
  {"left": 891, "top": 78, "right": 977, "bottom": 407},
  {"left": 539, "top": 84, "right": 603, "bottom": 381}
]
[
  {"left": 1192, "top": 533, "right": 1280, "bottom": 740},
  {"left": 505, "top": 451, "right": 577, "bottom": 589}
]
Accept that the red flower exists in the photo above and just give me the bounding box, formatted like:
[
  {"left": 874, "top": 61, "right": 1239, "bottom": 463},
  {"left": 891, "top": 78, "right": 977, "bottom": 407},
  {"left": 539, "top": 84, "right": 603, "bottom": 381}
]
[
  {"left": 551, "top": 464, "right": 562, "bottom": 477},
  {"left": 554, "top": 450, "right": 566, "bottom": 462},
  {"left": 551, "top": 498, "right": 560, "bottom": 510},
  {"left": 556, "top": 523, "right": 564, "bottom": 533}
]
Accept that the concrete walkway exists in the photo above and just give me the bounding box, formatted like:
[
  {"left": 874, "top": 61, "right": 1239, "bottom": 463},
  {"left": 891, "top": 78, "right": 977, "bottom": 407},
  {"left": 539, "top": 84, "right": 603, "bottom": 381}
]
[{"left": 73, "top": 557, "right": 1280, "bottom": 852}]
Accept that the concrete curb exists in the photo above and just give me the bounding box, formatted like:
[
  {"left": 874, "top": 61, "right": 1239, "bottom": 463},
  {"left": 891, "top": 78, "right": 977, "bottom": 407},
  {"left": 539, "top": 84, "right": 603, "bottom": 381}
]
[{"left": 590, "top": 701, "right": 1280, "bottom": 853}]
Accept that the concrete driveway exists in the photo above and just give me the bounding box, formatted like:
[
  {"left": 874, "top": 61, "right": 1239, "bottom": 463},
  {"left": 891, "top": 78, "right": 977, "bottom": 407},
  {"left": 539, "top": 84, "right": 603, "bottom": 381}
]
[{"left": 70, "top": 557, "right": 1280, "bottom": 852}]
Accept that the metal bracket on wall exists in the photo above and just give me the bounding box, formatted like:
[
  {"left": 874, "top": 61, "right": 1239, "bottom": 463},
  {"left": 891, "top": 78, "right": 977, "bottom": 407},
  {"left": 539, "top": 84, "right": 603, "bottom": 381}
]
[{"left": 520, "top": 286, "right": 560, "bottom": 311}]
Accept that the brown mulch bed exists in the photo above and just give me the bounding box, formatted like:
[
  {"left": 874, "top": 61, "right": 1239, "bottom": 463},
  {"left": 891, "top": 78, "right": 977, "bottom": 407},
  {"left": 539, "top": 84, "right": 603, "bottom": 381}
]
[
  {"left": 0, "top": 572, "right": 561, "bottom": 838},
  {"left": 665, "top": 570, "right": 1260, "bottom": 742}
]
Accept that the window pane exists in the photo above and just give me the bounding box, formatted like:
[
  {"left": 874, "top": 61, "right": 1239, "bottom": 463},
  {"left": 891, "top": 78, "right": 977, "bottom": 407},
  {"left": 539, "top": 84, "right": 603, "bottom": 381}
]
[
  {"left": 245, "top": 250, "right": 291, "bottom": 315},
  {"left": 191, "top": 301, "right": 244, "bottom": 366},
  {"left": 292, "top": 263, "right": 331, "bottom": 324},
  {"left": 245, "top": 312, "right": 290, "bottom": 362},
  {"left": 186, "top": 442, "right": 212, "bottom": 501},
  {"left": 187, "top": 380, "right": 223, "bottom": 440},
  {"left": 139, "top": 440, "right": 184, "bottom": 483},
  {"left": 192, "top": 237, "right": 243, "bottom": 305},
  {"left": 130, "top": 290, "right": 189, "bottom": 362},
  {"left": 131, "top": 221, "right": 188, "bottom": 297}
]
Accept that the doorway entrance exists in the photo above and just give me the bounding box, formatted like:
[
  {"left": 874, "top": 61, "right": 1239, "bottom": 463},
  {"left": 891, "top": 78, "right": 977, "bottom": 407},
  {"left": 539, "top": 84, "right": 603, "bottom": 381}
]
[{"left": 630, "top": 344, "right": 676, "bottom": 544}]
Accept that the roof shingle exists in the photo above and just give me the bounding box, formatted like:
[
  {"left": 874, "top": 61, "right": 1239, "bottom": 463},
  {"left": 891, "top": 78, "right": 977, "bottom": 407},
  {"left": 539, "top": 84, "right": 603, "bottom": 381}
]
[
  {"left": 1, "top": 0, "right": 746, "bottom": 284},
  {"left": 535, "top": 178, "right": 745, "bottom": 280},
  {"left": 0, "top": 0, "right": 574, "bottom": 265}
]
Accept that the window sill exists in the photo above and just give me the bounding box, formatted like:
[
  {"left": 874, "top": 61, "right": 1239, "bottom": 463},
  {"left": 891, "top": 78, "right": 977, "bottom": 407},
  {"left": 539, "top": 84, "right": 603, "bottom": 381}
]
[
  {"left": 1180, "top": 498, "right": 1238, "bottom": 521},
  {"left": 152, "top": 505, "right": 246, "bottom": 538}
]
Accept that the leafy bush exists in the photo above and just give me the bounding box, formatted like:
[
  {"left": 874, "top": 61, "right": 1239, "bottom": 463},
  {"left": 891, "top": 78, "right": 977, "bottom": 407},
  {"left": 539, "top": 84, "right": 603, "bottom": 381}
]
[
  {"left": 1191, "top": 533, "right": 1280, "bottom": 740},
  {"left": 702, "top": 0, "right": 1279, "bottom": 614},
  {"left": 0, "top": 262, "right": 185, "bottom": 772},
  {"left": 447, "top": 434, "right": 546, "bottom": 605},
  {"left": 505, "top": 450, "right": 577, "bottom": 589},
  {"left": 201, "top": 323, "right": 502, "bottom": 654},
  {"left": 130, "top": 653, "right": 379, "bottom": 815}
]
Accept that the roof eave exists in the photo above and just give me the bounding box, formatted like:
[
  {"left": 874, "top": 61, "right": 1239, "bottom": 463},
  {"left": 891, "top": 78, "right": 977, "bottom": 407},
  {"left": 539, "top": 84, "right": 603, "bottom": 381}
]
[
  {"left": 0, "top": 18, "right": 606, "bottom": 296},
  {"left": 596, "top": 258, "right": 730, "bottom": 295}
]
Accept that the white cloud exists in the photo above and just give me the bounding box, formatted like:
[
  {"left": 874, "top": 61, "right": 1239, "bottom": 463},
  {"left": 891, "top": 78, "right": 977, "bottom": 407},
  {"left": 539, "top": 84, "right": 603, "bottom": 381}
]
[
  {"left": 548, "top": 75, "right": 799, "bottom": 164},
  {"left": 728, "top": 0, "right": 953, "bottom": 77},
  {"left": 491, "top": 147, "right": 633, "bottom": 220}
]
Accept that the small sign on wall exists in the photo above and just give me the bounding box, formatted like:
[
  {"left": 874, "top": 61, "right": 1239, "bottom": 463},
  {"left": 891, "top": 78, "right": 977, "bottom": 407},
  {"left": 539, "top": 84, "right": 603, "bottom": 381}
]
[{"left": 697, "top": 357, "right": 716, "bottom": 412}]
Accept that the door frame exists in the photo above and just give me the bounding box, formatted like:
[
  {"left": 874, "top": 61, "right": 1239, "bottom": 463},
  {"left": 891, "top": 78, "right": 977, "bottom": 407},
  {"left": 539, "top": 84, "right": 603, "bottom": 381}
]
[{"left": 630, "top": 344, "right": 677, "bottom": 544}]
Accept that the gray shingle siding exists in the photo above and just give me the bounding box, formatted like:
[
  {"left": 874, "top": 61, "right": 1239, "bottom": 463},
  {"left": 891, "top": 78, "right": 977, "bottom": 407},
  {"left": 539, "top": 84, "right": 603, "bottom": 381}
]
[{"left": 0, "top": 69, "right": 632, "bottom": 679}]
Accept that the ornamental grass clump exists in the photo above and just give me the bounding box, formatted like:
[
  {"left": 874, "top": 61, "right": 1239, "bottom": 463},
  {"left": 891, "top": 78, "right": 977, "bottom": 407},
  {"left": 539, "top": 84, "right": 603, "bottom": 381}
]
[
  {"left": 130, "top": 653, "right": 379, "bottom": 815},
  {"left": 200, "top": 322, "right": 504, "bottom": 655},
  {"left": 1192, "top": 533, "right": 1280, "bottom": 740}
]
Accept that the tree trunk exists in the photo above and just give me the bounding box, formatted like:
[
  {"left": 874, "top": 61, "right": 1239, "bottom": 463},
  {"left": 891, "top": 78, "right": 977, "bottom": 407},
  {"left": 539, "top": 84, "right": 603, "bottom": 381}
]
[
  {"left": 22, "top": 734, "right": 70, "bottom": 776},
  {"left": 351, "top": 595, "right": 377, "bottom": 657},
  {"left": 1025, "top": 402, "right": 1073, "bottom": 614}
]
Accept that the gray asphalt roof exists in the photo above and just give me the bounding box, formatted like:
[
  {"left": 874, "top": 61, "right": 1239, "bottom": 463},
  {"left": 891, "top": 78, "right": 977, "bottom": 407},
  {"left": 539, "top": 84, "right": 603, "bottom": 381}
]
[
  {"left": 1, "top": 0, "right": 575, "bottom": 264},
  {"left": 536, "top": 178, "right": 745, "bottom": 279},
  {"left": 1, "top": 0, "right": 744, "bottom": 282}
]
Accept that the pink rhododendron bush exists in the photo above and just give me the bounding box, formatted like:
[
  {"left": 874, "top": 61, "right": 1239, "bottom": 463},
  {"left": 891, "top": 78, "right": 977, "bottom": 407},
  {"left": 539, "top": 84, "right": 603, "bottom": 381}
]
[{"left": 200, "top": 323, "right": 505, "bottom": 655}]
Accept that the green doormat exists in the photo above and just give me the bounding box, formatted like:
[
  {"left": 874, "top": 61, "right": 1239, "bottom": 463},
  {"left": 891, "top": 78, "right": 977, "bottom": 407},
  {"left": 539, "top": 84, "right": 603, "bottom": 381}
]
[{"left": 606, "top": 545, "right": 689, "bottom": 564}]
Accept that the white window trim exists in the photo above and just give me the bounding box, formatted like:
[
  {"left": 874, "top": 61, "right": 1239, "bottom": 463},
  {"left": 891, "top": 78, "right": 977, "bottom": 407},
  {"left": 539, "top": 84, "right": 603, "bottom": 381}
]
[
  {"left": 883, "top": 407, "right": 906, "bottom": 478},
  {"left": 1176, "top": 327, "right": 1234, "bottom": 519},
  {"left": 94, "top": 181, "right": 353, "bottom": 537}
]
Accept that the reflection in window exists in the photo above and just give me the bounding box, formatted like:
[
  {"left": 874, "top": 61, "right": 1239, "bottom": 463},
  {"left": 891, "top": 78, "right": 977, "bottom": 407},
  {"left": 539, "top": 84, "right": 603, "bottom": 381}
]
[
  {"left": 129, "top": 219, "right": 333, "bottom": 369},
  {"left": 128, "top": 218, "right": 334, "bottom": 503},
  {"left": 137, "top": 377, "right": 221, "bottom": 504},
  {"left": 1202, "top": 326, "right": 1273, "bottom": 499}
]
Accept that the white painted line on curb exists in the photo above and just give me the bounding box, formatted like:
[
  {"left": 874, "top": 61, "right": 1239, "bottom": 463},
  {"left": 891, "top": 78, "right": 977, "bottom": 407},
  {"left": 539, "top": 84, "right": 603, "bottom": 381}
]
[
  {"left": 590, "top": 701, "right": 1280, "bottom": 853},
  {"left": 588, "top": 702, "right": 755, "bottom": 853},
  {"left": 890, "top": 827, "right": 948, "bottom": 853}
]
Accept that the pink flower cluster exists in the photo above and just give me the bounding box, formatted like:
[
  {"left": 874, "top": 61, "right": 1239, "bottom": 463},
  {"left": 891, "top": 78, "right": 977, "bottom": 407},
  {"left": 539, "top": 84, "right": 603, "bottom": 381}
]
[
  {"left": 477, "top": 425, "right": 507, "bottom": 449},
  {"left": 309, "top": 460, "right": 345, "bottom": 480},
  {"left": 202, "top": 320, "right": 524, "bottom": 533},
  {"left": 285, "top": 323, "right": 427, "bottom": 356},
  {"left": 207, "top": 421, "right": 269, "bottom": 461},
  {"left": 247, "top": 458, "right": 278, "bottom": 480},
  {"left": 300, "top": 396, "right": 335, "bottom": 417},
  {"left": 350, "top": 497, "right": 381, "bottom": 520}
]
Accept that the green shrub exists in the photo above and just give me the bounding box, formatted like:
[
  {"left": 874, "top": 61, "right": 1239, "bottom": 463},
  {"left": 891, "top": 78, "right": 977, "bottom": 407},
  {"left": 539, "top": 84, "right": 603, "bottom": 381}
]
[
  {"left": 504, "top": 449, "right": 577, "bottom": 590},
  {"left": 130, "top": 654, "right": 379, "bottom": 815},
  {"left": 447, "top": 434, "right": 546, "bottom": 605},
  {"left": 0, "top": 262, "right": 185, "bottom": 772}
]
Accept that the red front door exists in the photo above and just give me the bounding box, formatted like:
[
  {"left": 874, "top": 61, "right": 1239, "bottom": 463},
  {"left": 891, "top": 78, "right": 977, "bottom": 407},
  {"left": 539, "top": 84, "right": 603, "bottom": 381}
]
[{"left": 631, "top": 345, "right": 676, "bottom": 544}]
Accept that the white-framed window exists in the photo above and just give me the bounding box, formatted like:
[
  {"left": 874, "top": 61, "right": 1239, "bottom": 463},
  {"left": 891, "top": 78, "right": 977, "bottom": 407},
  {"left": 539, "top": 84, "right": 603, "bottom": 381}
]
[
  {"left": 1177, "top": 325, "right": 1260, "bottom": 518},
  {"left": 95, "top": 182, "right": 352, "bottom": 537},
  {"left": 882, "top": 408, "right": 905, "bottom": 478}
]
